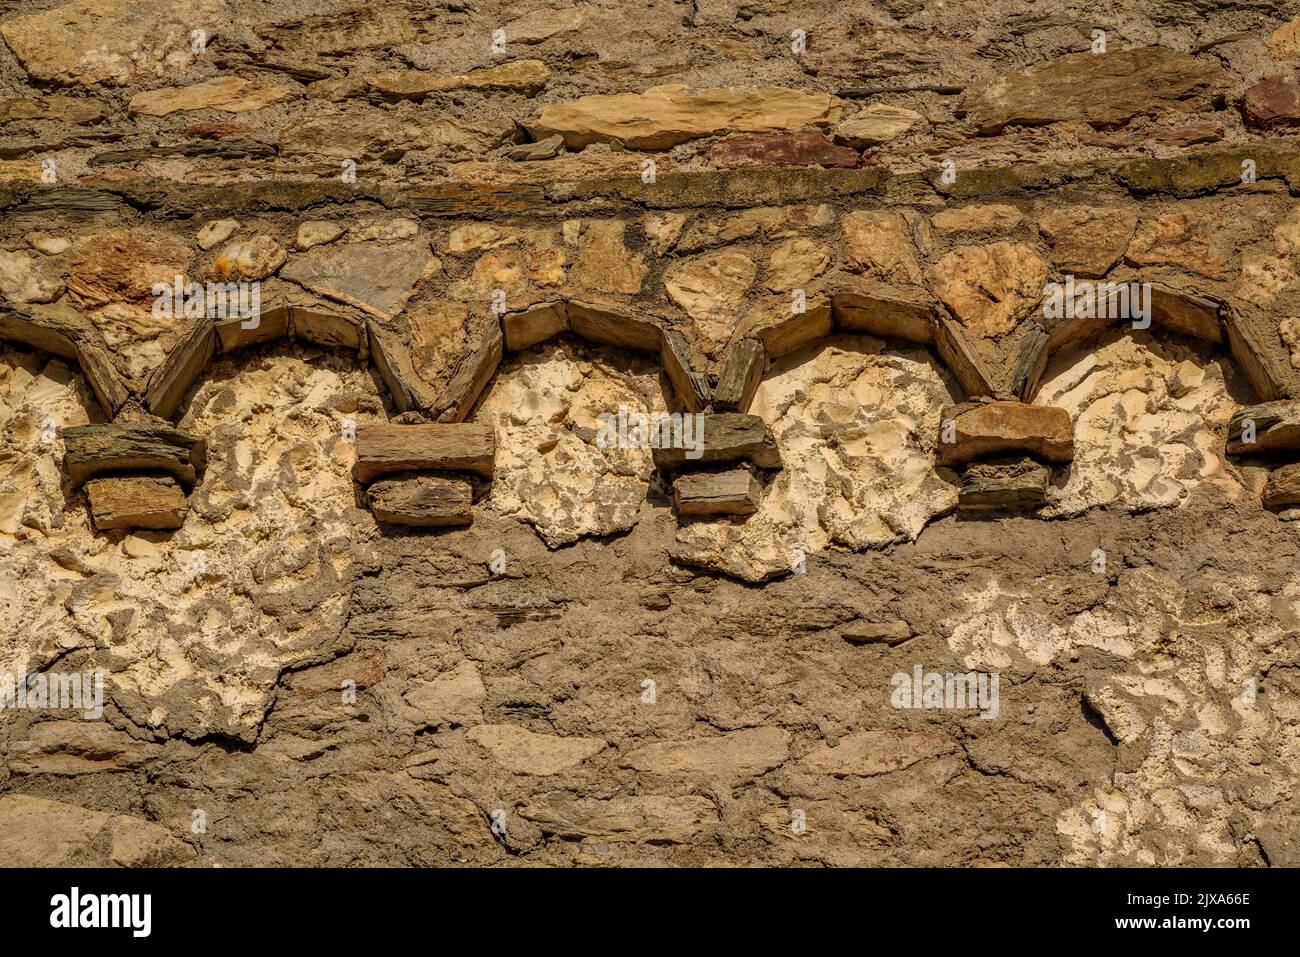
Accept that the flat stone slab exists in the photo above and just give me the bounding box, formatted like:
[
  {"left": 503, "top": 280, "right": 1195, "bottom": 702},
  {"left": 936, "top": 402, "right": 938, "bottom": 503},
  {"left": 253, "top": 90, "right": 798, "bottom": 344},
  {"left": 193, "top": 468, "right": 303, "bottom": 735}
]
[
  {"left": 353, "top": 423, "right": 496, "bottom": 484},
  {"left": 86, "top": 474, "right": 188, "bottom": 530},
  {"left": 653, "top": 413, "right": 781, "bottom": 473},
  {"left": 62, "top": 423, "right": 207, "bottom": 488},
  {"left": 673, "top": 467, "right": 762, "bottom": 516},
  {"left": 280, "top": 242, "right": 433, "bottom": 320},
  {"left": 367, "top": 473, "right": 474, "bottom": 526},
  {"left": 841, "top": 620, "right": 912, "bottom": 645},
  {"left": 958, "top": 457, "right": 1051, "bottom": 512},
  {"left": 936, "top": 401, "right": 1073, "bottom": 468},
  {"left": 1228, "top": 401, "right": 1300, "bottom": 455}
]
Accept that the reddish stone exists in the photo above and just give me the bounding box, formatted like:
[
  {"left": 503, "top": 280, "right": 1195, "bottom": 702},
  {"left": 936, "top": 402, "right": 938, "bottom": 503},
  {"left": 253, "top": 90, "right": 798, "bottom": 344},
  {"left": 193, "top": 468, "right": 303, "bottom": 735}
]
[
  {"left": 1241, "top": 73, "right": 1300, "bottom": 131},
  {"left": 936, "top": 400, "right": 1074, "bottom": 468},
  {"left": 701, "top": 131, "right": 860, "bottom": 170}
]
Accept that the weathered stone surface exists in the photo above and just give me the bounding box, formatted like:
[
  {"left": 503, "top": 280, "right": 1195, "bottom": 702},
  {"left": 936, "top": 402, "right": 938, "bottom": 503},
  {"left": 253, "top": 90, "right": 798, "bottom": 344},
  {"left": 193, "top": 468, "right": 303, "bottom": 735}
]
[
  {"left": 664, "top": 251, "right": 756, "bottom": 352},
  {"left": 1038, "top": 206, "right": 1137, "bottom": 278},
  {"left": 1241, "top": 72, "right": 1300, "bottom": 131},
  {"left": 0, "top": 94, "right": 106, "bottom": 125},
  {"left": 833, "top": 284, "right": 936, "bottom": 345},
  {"left": 931, "top": 204, "right": 1023, "bottom": 233},
  {"left": 504, "top": 302, "right": 568, "bottom": 352},
  {"left": 281, "top": 243, "right": 433, "bottom": 320},
  {"left": 714, "top": 338, "right": 765, "bottom": 413},
  {"left": 623, "top": 727, "right": 790, "bottom": 778},
  {"left": 965, "top": 47, "right": 1232, "bottom": 134},
  {"left": 654, "top": 413, "right": 781, "bottom": 472},
  {"left": 743, "top": 298, "right": 833, "bottom": 359},
  {"left": 367, "top": 60, "right": 550, "bottom": 101},
  {"left": 834, "top": 104, "right": 922, "bottom": 148},
  {"left": 296, "top": 221, "right": 346, "bottom": 250},
  {"left": 959, "top": 457, "right": 1051, "bottom": 512},
  {"left": 209, "top": 236, "right": 286, "bottom": 282},
  {"left": 842, "top": 210, "right": 922, "bottom": 285},
  {"left": 765, "top": 238, "right": 830, "bottom": 292},
  {"left": 467, "top": 724, "right": 605, "bottom": 775},
  {"left": 1035, "top": 331, "right": 1236, "bottom": 516},
  {"left": 929, "top": 243, "right": 1048, "bottom": 338},
  {"left": 1263, "top": 463, "right": 1300, "bottom": 508},
  {"left": 63, "top": 423, "right": 207, "bottom": 487},
  {"left": 567, "top": 221, "right": 644, "bottom": 294},
  {"left": 0, "top": 250, "right": 63, "bottom": 304},
  {"left": 701, "top": 131, "right": 860, "bottom": 169},
  {"left": 478, "top": 340, "right": 664, "bottom": 546},
  {"left": 285, "top": 651, "right": 385, "bottom": 696},
  {"left": 567, "top": 302, "right": 663, "bottom": 352},
  {"left": 197, "top": 219, "right": 240, "bottom": 251},
  {"left": 660, "top": 329, "right": 709, "bottom": 412},
  {"left": 934, "top": 316, "right": 996, "bottom": 398},
  {"left": 1, "top": 0, "right": 227, "bottom": 87},
  {"left": 526, "top": 84, "right": 840, "bottom": 150},
  {"left": 1149, "top": 285, "right": 1223, "bottom": 343},
  {"left": 10, "top": 722, "right": 158, "bottom": 775},
  {"left": 1228, "top": 401, "right": 1300, "bottom": 454},
  {"left": 291, "top": 303, "right": 362, "bottom": 350},
  {"left": 842, "top": 620, "right": 912, "bottom": 645},
  {"left": 674, "top": 467, "right": 762, "bottom": 516},
  {"left": 404, "top": 660, "right": 485, "bottom": 727},
  {"left": 1223, "top": 308, "right": 1285, "bottom": 403},
  {"left": 937, "top": 401, "right": 1073, "bottom": 468},
  {"left": 354, "top": 423, "right": 496, "bottom": 483},
  {"left": 801, "top": 730, "right": 956, "bottom": 776},
  {"left": 144, "top": 318, "right": 216, "bottom": 419},
  {"left": 86, "top": 474, "right": 189, "bottom": 530},
  {"left": 367, "top": 473, "right": 474, "bottom": 526},
  {"left": 129, "top": 77, "right": 297, "bottom": 116},
  {"left": 519, "top": 793, "right": 718, "bottom": 844},
  {"left": 0, "top": 795, "right": 194, "bottom": 867},
  {"left": 66, "top": 228, "right": 193, "bottom": 308},
  {"left": 1125, "top": 212, "right": 1227, "bottom": 280}
]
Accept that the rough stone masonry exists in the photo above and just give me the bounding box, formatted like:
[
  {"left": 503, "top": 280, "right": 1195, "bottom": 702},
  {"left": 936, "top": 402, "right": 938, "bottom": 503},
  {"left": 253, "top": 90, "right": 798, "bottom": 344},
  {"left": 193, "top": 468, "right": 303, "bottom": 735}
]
[{"left": 1, "top": 0, "right": 1299, "bottom": 867}]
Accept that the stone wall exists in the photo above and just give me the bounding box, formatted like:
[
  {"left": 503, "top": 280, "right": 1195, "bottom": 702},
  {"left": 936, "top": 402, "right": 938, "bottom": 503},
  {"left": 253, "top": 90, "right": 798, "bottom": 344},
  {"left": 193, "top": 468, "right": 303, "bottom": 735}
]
[{"left": 2, "top": 0, "right": 1300, "bottom": 867}]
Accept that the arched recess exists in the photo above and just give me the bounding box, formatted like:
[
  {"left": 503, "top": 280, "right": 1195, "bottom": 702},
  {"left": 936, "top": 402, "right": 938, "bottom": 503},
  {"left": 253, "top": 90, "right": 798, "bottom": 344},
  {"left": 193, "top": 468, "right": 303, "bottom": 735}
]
[
  {"left": 1007, "top": 285, "right": 1283, "bottom": 404},
  {"left": 715, "top": 285, "right": 994, "bottom": 414},
  {"left": 0, "top": 303, "right": 128, "bottom": 418},
  {"left": 448, "top": 299, "right": 709, "bottom": 545}
]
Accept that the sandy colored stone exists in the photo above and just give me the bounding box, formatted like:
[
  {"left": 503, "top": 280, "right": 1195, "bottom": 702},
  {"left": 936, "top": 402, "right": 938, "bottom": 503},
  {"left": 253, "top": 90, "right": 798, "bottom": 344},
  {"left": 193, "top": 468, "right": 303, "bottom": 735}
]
[
  {"left": 664, "top": 251, "right": 757, "bottom": 352},
  {"left": 129, "top": 77, "right": 298, "bottom": 116},
  {"left": 86, "top": 475, "right": 188, "bottom": 531},
  {"left": 368, "top": 60, "right": 550, "bottom": 100},
  {"left": 1125, "top": 212, "right": 1227, "bottom": 280},
  {"left": 1, "top": 0, "right": 227, "bottom": 87},
  {"left": 296, "top": 221, "right": 346, "bottom": 250},
  {"left": 519, "top": 793, "right": 717, "bottom": 843},
  {"left": 405, "top": 661, "right": 485, "bottom": 726},
  {"left": 965, "top": 47, "right": 1232, "bottom": 133},
  {"left": 1038, "top": 206, "right": 1137, "bottom": 278},
  {"left": 197, "top": 219, "right": 240, "bottom": 251},
  {"left": 929, "top": 243, "right": 1048, "bottom": 338},
  {"left": 208, "top": 235, "right": 286, "bottom": 282},
  {"left": 526, "top": 83, "right": 841, "bottom": 150},
  {"left": 0, "top": 795, "right": 194, "bottom": 867},
  {"left": 834, "top": 104, "right": 923, "bottom": 147},
  {"left": 936, "top": 401, "right": 1073, "bottom": 468},
  {"left": 1267, "top": 19, "right": 1300, "bottom": 60},
  {"left": 801, "top": 730, "right": 956, "bottom": 776},
  {"left": 765, "top": 238, "right": 830, "bottom": 292},
  {"left": 623, "top": 727, "right": 790, "bottom": 777},
  {"left": 0, "top": 250, "right": 64, "bottom": 304},
  {"left": 467, "top": 724, "right": 605, "bottom": 775},
  {"left": 932, "top": 205, "right": 1023, "bottom": 233},
  {"left": 842, "top": 211, "right": 922, "bottom": 285},
  {"left": 568, "top": 221, "right": 644, "bottom": 294}
]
